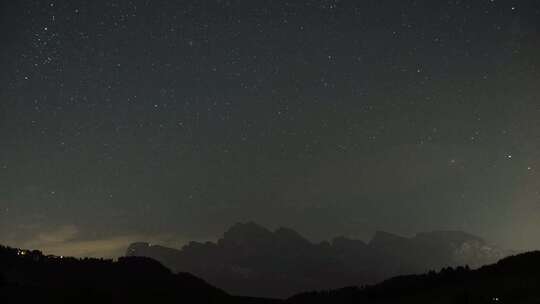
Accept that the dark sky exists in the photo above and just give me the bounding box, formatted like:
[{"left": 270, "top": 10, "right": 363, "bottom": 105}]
[{"left": 1, "top": 0, "right": 539, "bottom": 258}]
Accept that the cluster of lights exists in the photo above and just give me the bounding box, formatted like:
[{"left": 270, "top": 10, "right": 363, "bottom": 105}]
[{"left": 16, "top": 249, "right": 64, "bottom": 259}]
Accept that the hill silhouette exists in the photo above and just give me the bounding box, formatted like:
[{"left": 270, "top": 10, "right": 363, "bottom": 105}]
[
  {"left": 2, "top": 243, "right": 539, "bottom": 303},
  {"left": 127, "top": 222, "right": 504, "bottom": 298},
  {"left": 0, "top": 245, "right": 280, "bottom": 304},
  {"left": 287, "top": 251, "right": 540, "bottom": 303}
]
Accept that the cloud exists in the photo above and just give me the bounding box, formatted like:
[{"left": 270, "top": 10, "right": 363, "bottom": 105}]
[
  {"left": 27, "top": 234, "right": 149, "bottom": 258},
  {"left": 29, "top": 225, "right": 79, "bottom": 244},
  {"left": 6, "top": 225, "right": 178, "bottom": 258}
]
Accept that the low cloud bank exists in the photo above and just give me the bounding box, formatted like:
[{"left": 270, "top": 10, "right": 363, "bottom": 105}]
[{"left": 2, "top": 225, "right": 180, "bottom": 258}]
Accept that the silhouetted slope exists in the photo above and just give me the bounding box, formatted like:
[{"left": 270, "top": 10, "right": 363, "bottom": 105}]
[
  {"left": 0, "top": 245, "right": 279, "bottom": 304},
  {"left": 126, "top": 222, "right": 505, "bottom": 298},
  {"left": 1, "top": 244, "right": 537, "bottom": 303},
  {"left": 287, "top": 251, "right": 540, "bottom": 303}
]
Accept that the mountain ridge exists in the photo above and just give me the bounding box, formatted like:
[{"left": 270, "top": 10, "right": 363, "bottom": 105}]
[
  {"left": 126, "top": 222, "right": 506, "bottom": 298},
  {"left": 1, "top": 242, "right": 536, "bottom": 303}
]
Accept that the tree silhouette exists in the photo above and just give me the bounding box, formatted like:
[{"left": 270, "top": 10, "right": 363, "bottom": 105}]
[{"left": 2, "top": 243, "right": 540, "bottom": 304}]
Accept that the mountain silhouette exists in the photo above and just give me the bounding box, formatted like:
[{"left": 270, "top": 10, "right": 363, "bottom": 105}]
[
  {"left": 0, "top": 245, "right": 280, "bottom": 304},
  {"left": 2, "top": 241, "right": 537, "bottom": 303},
  {"left": 126, "top": 222, "right": 505, "bottom": 298}
]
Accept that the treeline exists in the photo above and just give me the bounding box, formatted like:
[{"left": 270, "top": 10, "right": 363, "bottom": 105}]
[
  {"left": 288, "top": 251, "right": 540, "bottom": 303},
  {"left": 2, "top": 244, "right": 540, "bottom": 303},
  {"left": 0, "top": 245, "right": 277, "bottom": 304}
]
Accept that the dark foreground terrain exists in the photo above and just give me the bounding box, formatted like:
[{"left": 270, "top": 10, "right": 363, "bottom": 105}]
[
  {"left": 289, "top": 251, "right": 540, "bottom": 303},
  {"left": 1, "top": 244, "right": 540, "bottom": 303},
  {"left": 0, "top": 245, "right": 279, "bottom": 304}
]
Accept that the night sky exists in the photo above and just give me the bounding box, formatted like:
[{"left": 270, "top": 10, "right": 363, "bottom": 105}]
[{"left": 1, "top": 0, "right": 539, "bottom": 258}]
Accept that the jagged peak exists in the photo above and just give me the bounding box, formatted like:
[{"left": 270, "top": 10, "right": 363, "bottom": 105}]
[
  {"left": 274, "top": 227, "right": 313, "bottom": 247},
  {"left": 225, "top": 221, "right": 271, "bottom": 234},
  {"left": 126, "top": 242, "right": 151, "bottom": 256},
  {"left": 414, "top": 230, "right": 484, "bottom": 243},
  {"left": 332, "top": 236, "right": 367, "bottom": 247},
  {"left": 220, "top": 221, "right": 274, "bottom": 246},
  {"left": 369, "top": 230, "right": 408, "bottom": 246}
]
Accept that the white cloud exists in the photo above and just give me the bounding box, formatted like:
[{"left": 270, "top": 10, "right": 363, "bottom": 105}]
[{"left": 4, "top": 225, "right": 180, "bottom": 258}]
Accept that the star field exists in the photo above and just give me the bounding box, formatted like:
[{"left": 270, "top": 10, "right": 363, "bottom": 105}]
[{"left": 1, "top": 0, "right": 539, "bottom": 257}]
